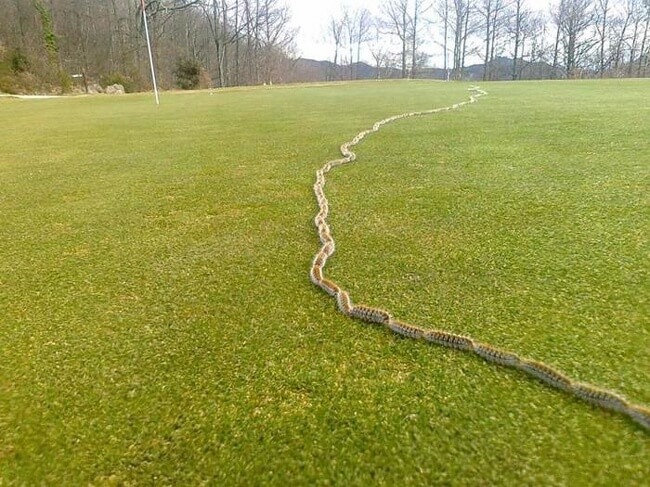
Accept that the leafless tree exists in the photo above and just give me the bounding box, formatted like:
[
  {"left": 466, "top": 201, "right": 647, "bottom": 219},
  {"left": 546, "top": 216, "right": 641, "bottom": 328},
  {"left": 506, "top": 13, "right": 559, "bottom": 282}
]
[
  {"left": 551, "top": 0, "right": 597, "bottom": 78},
  {"left": 624, "top": 0, "right": 648, "bottom": 75},
  {"left": 478, "top": 0, "right": 510, "bottom": 80},
  {"left": 382, "top": 0, "right": 411, "bottom": 78},
  {"left": 343, "top": 8, "right": 356, "bottom": 78},
  {"left": 410, "top": 0, "right": 432, "bottom": 78},
  {"left": 510, "top": 0, "right": 526, "bottom": 79},
  {"left": 638, "top": 0, "right": 650, "bottom": 75},
  {"left": 327, "top": 12, "right": 345, "bottom": 80},
  {"left": 258, "top": 0, "right": 295, "bottom": 84},
  {"left": 450, "top": 0, "right": 475, "bottom": 79},
  {"left": 340, "top": 7, "right": 374, "bottom": 79},
  {"left": 380, "top": 0, "right": 430, "bottom": 78},
  {"left": 594, "top": 0, "right": 611, "bottom": 76},
  {"left": 434, "top": 0, "right": 452, "bottom": 79},
  {"left": 368, "top": 20, "right": 390, "bottom": 79},
  {"left": 355, "top": 9, "right": 374, "bottom": 79}
]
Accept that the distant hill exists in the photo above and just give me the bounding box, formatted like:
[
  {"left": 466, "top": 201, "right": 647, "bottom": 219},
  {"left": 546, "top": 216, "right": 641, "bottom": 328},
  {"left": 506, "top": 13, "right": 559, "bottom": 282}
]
[
  {"left": 287, "top": 56, "right": 555, "bottom": 83},
  {"left": 286, "top": 59, "right": 401, "bottom": 83},
  {"left": 461, "top": 56, "right": 556, "bottom": 80}
]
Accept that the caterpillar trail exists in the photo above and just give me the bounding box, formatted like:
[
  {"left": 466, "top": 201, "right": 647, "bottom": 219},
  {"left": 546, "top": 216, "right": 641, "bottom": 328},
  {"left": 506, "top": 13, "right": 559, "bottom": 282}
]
[{"left": 309, "top": 86, "right": 650, "bottom": 431}]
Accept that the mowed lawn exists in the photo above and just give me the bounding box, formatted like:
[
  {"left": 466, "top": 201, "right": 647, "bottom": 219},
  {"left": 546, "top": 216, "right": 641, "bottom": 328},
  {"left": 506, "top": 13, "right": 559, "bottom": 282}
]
[{"left": 1, "top": 80, "right": 648, "bottom": 484}]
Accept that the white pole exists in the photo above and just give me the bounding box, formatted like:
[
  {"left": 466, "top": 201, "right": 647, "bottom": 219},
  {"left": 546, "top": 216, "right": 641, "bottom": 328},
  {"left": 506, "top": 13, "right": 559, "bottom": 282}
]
[{"left": 141, "top": 0, "right": 160, "bottom": 105}]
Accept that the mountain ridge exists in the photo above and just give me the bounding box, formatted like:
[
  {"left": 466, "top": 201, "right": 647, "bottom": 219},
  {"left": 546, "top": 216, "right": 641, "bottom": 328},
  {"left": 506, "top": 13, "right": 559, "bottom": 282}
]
[{"left": 287, "top": 56, "right": 555, "bottom": 83}]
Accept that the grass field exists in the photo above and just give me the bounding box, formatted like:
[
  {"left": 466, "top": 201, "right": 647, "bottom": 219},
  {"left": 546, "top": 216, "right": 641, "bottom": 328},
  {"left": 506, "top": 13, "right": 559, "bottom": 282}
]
[{"left": 1, "top": 79, "right": 649, "bottom": 485}]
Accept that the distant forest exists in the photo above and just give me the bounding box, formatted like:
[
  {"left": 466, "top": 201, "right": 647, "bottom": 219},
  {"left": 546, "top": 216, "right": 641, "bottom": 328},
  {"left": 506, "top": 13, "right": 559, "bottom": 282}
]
[{"left": 0, "top": 0, "right": 648, "bottom": 94}]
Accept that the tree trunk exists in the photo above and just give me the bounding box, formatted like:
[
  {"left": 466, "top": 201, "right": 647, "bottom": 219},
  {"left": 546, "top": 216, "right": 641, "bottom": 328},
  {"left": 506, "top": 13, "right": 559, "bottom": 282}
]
[
  {"left": 483, "top": 1, "right": 492, "bottom": 81},
  {"left": 512, "top": 0, "right": 521, "bottom": 80},
  {"left": 461, "top": 4, "right": 470, "bottom": 76}
]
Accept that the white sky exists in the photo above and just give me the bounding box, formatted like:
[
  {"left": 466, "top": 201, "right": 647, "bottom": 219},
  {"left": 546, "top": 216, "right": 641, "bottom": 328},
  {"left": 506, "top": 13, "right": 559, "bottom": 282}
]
[{"left": 287, "top": 0, "right": 555, "bottom": 66}]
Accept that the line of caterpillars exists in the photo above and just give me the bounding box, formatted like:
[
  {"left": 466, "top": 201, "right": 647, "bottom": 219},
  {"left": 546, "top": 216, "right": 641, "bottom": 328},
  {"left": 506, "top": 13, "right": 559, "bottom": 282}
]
[{"left": 309, "top": 86, "right": 650, "bottom": 431}]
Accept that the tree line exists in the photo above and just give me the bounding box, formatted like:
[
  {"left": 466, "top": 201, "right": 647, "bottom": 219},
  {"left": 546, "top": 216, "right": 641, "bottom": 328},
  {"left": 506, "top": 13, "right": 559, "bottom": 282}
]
[
  {"left": 0, "top": 0, "right": 648, "bottom": 94},
  {"left": 0, "top": 0, "right": 297, "bottom": 93},
  {"left": 330, "top": 0, "right": 650, "bottom": 80}
]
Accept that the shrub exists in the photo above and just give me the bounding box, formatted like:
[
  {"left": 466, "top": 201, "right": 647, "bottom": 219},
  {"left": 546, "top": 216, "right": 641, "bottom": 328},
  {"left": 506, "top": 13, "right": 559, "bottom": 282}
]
[
  {"left": 10, "top": 50, "right": 30, "bottom": 74},
  {"left": 58, "top": 70, "right": 72, "bottom": 93},
  {"left": 174, "top": 57, "right": 201, "bottom": 90},
  {"left": 0, "top": 75, "right": 18, "bottom": 94}
]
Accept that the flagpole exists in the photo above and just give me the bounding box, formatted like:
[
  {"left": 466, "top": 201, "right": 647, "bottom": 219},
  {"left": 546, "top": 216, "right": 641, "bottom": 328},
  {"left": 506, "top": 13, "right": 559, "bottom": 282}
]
[{"left": 140, "top": 0, "right": 160, "bottom": 105}]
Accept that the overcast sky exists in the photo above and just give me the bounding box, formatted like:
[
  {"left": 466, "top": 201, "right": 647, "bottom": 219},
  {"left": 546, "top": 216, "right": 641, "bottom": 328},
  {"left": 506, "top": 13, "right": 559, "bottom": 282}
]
[{"left": 287, "top": 0, "right": 554, "bottom": 66}]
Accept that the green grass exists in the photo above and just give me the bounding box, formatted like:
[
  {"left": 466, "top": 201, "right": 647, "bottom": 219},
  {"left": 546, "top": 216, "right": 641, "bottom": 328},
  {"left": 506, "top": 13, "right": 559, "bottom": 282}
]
[{"left": 1, "top": 80, "right": 648, "bottom": 485}]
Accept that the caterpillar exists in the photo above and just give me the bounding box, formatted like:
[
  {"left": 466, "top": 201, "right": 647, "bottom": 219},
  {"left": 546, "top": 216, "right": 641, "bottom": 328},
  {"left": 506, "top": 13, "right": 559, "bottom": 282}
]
[
  {"left": 424, "top": 330, "right": 474, "bottom": 351},
  {"left": 349, "top": 305, "right": 392, "bottom": 325},
  {"left": 517, "top": 360, "right": 573, "bottom": 392},
  {"left": 389, "top": 320, "right": 425, "bottom": 339},
  {"left": 473, "top": 343, "right": 521, "bottom": 367}
]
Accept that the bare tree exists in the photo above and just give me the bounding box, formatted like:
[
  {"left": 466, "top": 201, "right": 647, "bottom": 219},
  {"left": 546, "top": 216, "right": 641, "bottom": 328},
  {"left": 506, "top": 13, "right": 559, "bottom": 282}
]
[
  {"left": 368, "top": 19, "right": 390, "bottom": 79},
  {"left": 638, "top": 0, "right": 650, "bottom": 75},
  {"left": 258, "top": 0, "right": 295, "bottom": 84},
  {"left": 551, "top": 0, "right": 565, "bottom": 77},
  {"left": 478, "top": 0, "right": 509, "bottom": 81},
  {"left": 509, "top": 0, "right": 528, "bottom": 80},
  {"left": 355, "top": 9, "right": 374, "bottom": 79},
  {"left": 625, "top": 0, "right": 649, "bottom": 75},
  {"left": 552, "top": 0, "right": 596, "bottom": 78},
  {"left": 522, "top": 11, "right": 549, "bottom": 78},
  {"left": 410, "top": 0, "right": 431, "bottom": 78},
  {"left": 382, "top": 0, "right": 410, "bottom": 78},
  {"left": 450, "top": 0, "right": 474, "bottom": 80},
  {"left": 609, "top": 1, "right": 630, "bottom": 71},
  {"left": 594, "top": 0, "right": 611, "bottom": 76},
  {"left": 510, "top": 0, "right": 526, "bottom": 79},
  {"left": 199, "top": 0, "right": 237, "bottom": 87},
  {"left": 341, "top": 8, "right": 374, "bottom": 80},
  {"left": 435, "top": 0, "right": 452, "bottom": 79},
  {"left": 327, "top": 12, "right": 345, "bottom": 80},
  {"left": 343, "top": 8, "right": 356, "bottom": 79}
]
